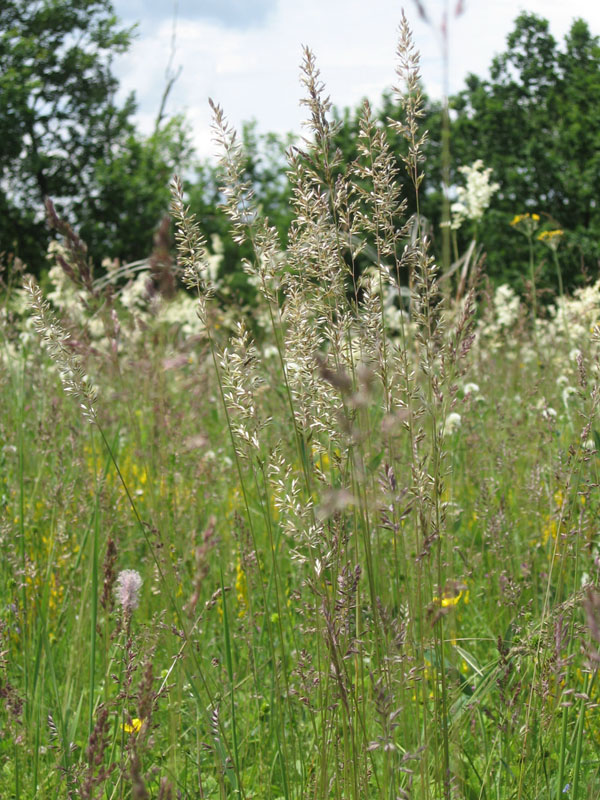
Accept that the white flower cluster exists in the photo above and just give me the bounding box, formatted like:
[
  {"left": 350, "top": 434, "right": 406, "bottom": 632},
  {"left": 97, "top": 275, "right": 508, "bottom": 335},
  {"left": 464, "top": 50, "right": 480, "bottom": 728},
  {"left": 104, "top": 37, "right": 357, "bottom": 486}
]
[
  {"left": 549, "top": 281, "right": 600, "bottom": 342},
  {"left": 450, "top": 160, "right": 500, "bottom": 231},
  {"left": 476, "top": 284, "right": 522, "bottom": 354},
  {"left": 493, "top": 284, "right": 522, "bottom": 329},
  {"left": 47, "top": 256, "right": 110, "bottom": 342},
  {"left": 120, "top": 271, "right": 152, "bottom": 315},
  {"left": 531, "top": 279, "right": 600, "bottom": 368},
  {"left": 156, "top": 294, "right": 205, "bottom": 339},
  {"left": 47, "top": 255, "right": 87, "bottom": 324}
]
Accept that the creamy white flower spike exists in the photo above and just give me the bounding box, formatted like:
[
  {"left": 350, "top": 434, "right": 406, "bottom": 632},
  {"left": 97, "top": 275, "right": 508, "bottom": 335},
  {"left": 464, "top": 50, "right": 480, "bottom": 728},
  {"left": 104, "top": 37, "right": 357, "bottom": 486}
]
[{"left": 451, "top": 160, "right": 500, "bottom": 231}]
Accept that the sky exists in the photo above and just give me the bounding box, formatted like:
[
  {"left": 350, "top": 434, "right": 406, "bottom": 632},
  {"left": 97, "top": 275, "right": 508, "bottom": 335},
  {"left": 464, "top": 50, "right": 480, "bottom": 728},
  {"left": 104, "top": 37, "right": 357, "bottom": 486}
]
[{"left": 111, "top": 0, "right": 600, "bottom": 161}]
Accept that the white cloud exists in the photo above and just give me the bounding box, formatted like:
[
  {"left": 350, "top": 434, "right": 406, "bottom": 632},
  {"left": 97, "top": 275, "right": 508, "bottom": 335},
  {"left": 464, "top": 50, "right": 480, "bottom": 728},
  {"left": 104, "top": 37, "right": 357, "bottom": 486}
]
[{"left": 112, "top": 0, "right": 600, "bottom": 161}]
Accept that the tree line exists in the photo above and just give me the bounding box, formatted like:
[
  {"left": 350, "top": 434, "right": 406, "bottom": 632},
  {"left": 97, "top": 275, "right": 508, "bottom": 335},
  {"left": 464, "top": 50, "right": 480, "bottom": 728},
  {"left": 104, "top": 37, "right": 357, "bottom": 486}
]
[{"left": 2, "top": 1, "right": 599, "bottom": 295}]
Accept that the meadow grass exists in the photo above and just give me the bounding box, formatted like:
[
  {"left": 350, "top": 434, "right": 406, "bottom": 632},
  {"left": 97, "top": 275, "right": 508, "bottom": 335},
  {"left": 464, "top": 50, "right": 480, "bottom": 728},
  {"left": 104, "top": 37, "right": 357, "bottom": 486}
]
[{"left": 2, "top": 14, "right": 600, "bottom": 800}]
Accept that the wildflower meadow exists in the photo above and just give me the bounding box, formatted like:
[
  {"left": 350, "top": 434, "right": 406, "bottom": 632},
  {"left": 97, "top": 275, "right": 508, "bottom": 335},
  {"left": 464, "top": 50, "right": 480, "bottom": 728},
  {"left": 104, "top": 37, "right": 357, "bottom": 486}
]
[{"left": 2, "top": 9, "right": 600, "bottom": 800}]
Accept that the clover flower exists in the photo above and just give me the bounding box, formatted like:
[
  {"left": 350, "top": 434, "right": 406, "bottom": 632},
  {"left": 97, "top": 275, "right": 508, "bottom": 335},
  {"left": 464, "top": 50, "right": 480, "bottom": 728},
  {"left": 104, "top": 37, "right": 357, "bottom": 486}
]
[
  {"left": 463, "top": 382, "right": 483, "bottom": 401},
  {"left": 444, "top": 412, "right": 462, "bottom": 435},
  {"left": 115, "top": 569, "right": 142, "bottom": 614}
]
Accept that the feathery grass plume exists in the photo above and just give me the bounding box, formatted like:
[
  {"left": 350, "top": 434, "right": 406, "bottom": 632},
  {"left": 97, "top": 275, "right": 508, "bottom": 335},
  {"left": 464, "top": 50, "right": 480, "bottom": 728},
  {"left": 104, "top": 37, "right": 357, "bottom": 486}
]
[
  {"left": 351, "top": 99, "right": 413, "bottom": 405},
  {"left": 169, "top": 175, "right": 214, "bottom": 323},
  {"left": 219, "top": 320, "right": 271, "bottom": 459},
  {"left": 209, "top": 99, "right": 282, "bottom": 306},
  {"left": 391, "top": 12, "right": 428, "bottom": 197},
  {"left": 210, "top": 81, "right": 336, "bottom": 557},
  {"left": 353, "top": 98, "right": 408, "bottom": 260},
  {"left": 282, "top": 53, "right": 352, "bottom": 444},
  {"left": 80, "top": 706, "right": 115, "bottom": 800},
  {"left": 45, "top": 197, "right": 96, "bottom": 297},
  {"left": 25, "top": 276, "right": 98, "bottom": 424},
  {"left": 287, "top": 50, "right": 351, "bottom": 342},
  {"left": 288, "top": 49, "right": 346, "bottom": 292},
  {"left": 157, "top": 778, "right": 174, "bottom": 800},
  {"left": 100, "top": 537, "right": 118, "bottom": 612},
  {"left": 298, "top": 46, "right": 338, "bottom": 164},
  {"left": 209, "top": 99, "right": 257, "bottom": 246}
]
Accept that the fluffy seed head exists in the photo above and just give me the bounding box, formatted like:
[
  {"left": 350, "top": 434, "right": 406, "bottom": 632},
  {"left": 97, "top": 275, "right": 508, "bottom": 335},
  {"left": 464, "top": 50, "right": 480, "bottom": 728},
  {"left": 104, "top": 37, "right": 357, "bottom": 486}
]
[{"left": 115, "top": 569, "right": 142, "bottom": 613}]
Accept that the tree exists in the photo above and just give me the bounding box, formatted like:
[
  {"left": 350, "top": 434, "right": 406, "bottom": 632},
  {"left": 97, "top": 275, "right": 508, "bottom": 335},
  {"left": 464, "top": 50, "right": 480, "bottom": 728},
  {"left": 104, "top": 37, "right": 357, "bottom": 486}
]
[
  {"left": 449, "top": 13, "right": 600, "bottom": 289},
  {"left": 317, "top": 13, "right": 600, "bottom": 293},
  {"left": 0, "top": 0, "right": 189, "bottom": 272},
  {"left": 76, "top": 115, "right": 192, "bottom": 266}
]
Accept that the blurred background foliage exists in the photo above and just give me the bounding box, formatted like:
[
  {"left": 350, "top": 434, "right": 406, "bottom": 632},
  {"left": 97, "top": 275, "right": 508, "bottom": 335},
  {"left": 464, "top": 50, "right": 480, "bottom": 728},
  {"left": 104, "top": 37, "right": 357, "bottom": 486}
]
[{"left": 2, "top": 1, "right": 599, "bottom": 296}]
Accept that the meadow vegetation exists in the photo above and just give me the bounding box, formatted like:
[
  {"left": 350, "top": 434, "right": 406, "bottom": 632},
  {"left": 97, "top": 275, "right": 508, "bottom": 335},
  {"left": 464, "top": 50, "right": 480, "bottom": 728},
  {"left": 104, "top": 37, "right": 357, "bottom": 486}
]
[{"left": 3, "top": 12, "right": 600, "bottom": 800}]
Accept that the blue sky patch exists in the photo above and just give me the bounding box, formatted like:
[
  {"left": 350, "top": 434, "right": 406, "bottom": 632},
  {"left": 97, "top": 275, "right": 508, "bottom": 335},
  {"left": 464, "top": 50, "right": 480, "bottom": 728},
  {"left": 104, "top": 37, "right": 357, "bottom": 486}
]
[{"left": 113, "top": 0, "right": 277, "bottom": 30}]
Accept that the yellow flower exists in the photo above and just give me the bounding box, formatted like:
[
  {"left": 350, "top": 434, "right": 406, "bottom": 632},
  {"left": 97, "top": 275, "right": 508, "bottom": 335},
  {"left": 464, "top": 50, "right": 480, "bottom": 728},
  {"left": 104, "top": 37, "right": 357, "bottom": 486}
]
[
  {"left": 542, "top": 518, "right": 558, "bottom": 546},
  {"left": 235, "top": 559, "right": 248, "bottom": 618},
  {"left": 510, "top": 212, "right": 540, "bottom": 231},
  {"left": 538, "top": 229, "right": 564, "bottom": 251},
  {"left": 538, "top": 229, "right": 563, "bottom": 242},
  {"left": 433, "top": 589, "right": 468, "bottom": 608},
  {"left": 123, "top": 718, "right": 143, "bottom": 734}
]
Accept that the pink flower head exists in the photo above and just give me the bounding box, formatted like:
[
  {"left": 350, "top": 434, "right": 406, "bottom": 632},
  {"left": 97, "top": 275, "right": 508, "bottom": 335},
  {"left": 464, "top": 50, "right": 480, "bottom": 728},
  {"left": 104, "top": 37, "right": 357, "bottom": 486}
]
[{"left": 115, "top": 569, "right": 142, "bottom": 613}]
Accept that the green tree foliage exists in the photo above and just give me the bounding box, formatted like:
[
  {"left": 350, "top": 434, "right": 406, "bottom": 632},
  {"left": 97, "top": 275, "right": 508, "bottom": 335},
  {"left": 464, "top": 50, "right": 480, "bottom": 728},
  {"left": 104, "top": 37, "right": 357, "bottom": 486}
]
[
  {"left": 0, "top": 0, "right": 189, "bottom": 272},
  {"left": 75, "top": 116, "right": 191, "bottom": 266},
  {"left": 6, "top": 3, "right": 596, "bottom": 295},
  {"left": 322, "top": 13, "right": 600, "bottom": 293},
  {"left": 450, "top": 13, "right": 600, "bottom": 289},
  {"left": 218, "top": 13, "right": 598, "bottom": 295}
]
